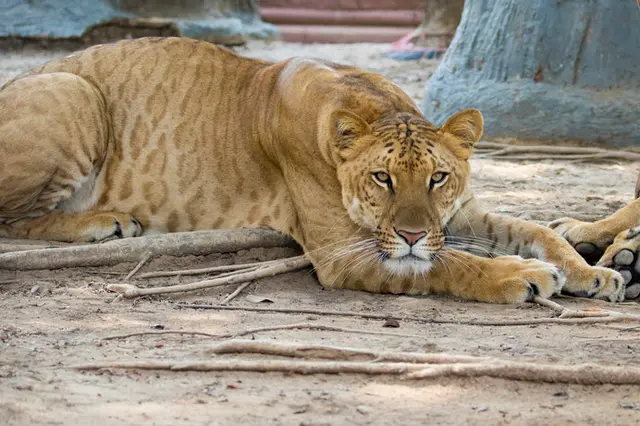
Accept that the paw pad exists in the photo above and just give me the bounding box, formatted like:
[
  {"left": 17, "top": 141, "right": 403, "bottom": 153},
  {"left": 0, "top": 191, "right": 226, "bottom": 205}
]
[
  {"left": 574, "top": 242, "right": 604, "bottom": 266},
  {"left": 602, "top": 246, "right": 640, "bottom": 300}
]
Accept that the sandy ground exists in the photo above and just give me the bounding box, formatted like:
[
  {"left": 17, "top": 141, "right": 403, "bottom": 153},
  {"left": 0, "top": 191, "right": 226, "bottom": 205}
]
[{"left": 1, "top": 41, "right": 639, "bottom": 426}]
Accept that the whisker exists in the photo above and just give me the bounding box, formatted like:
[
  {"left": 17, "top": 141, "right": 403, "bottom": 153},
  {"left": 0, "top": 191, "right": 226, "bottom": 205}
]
[
  {"left": 438, "top": 249, "right": 485, "bottom": 278},
  {"left": 445, "top": 242, "right": 510, "bottom": 257},
  {"left": 444, "top": 235, "right": 513, "bottom": 256}
]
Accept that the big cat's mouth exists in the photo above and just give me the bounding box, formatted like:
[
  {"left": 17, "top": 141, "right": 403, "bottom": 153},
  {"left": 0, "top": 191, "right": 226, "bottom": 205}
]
[
  {"left": 400, "top": 253, "right": 433, "bottom": 262},
  {"left": 381, "top": 252, "right": 435, "bottom": 275}
]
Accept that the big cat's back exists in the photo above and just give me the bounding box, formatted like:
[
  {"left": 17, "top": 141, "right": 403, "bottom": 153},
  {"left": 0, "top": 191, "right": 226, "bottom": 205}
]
[{"left": 7, "top": 37, "right": 272, "bottom": 95}]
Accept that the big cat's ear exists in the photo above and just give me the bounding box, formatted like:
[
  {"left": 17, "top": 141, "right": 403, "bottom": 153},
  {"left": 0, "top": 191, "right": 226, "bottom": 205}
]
[
  {"left": 330, "top": 110, "right": 372, "bottom": 160},
  {"left": 440, "top": 109, "right": 484, "bottom": 160}
]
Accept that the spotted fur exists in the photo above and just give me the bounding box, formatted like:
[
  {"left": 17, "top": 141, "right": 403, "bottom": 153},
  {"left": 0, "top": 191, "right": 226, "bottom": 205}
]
[{"left": 0, "top": 37, "right": 624, "bottom": 303}]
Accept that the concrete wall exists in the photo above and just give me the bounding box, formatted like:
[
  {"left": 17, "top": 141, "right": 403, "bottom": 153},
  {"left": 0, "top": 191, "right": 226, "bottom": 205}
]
[{"left": 0, "top": 0, "right": 278, "bottom": 47}]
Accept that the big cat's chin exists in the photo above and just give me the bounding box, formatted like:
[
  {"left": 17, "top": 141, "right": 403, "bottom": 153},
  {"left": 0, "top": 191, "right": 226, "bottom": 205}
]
[{"left": 382, "top": 254, "right": 434, "bottom": 276}]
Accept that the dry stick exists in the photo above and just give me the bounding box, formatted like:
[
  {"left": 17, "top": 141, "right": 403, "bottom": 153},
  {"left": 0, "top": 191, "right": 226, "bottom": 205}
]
[
  {"left": 0, "top": 229, "right": 298, "bottom": 270},
  {"left": 532, "top": 296, "right": 627, "bottom": 319},
  {"left": 125, "top": 253, "right": 152, "bottom": 280},
  {"left": 107, "top": 256, "right": 311, "bottom": 298},
  {"left": 103, "top": 330, "right": 221, "bottom": 340},
  {"left": 219, "top": 281, "right": 253, "bottom": 305},
  {"left": 531, "top": 296, "right": 566, "bottom": 315},
  {"left": 619, "top": 325, "right": 640, "bottom": 331},
  {"left": 532, "top": 296, "right": 608, "bottom": 318},
  {"left": 226, "top": 322, "right": 427, "bottom": 340},
  {"left": 102, "top": 322, "right": 428, "bottom": 341},
  {"left": 0, "top": 238, "right": 75, "bottom": 254},
  {"left": 137, "top": 259, "right": 285, "bottom": 279},
  {"left": 405, "top": 361, "right": 640, "bottom": 384},
  {"left": 477, "top": 154, "right": 624, "bottom": 162},
  {"left": 581, "top": 337, "right": 640, "bottom": 343},
  {"left": 73, "top": 359, "right": 423, "bottom": 375},
  {"left": 177, "top": 304, "right": 640, "bottom": 327},
  {"left": 71, "top": 358, "right": 640, "bottom": 385},
  {"left": 476, "top": 140, "right": 640, "bottom": 157},
  {"left": 0, "top": 243, "right": 63, "bottom": 253},
  {"left": 209, "top": 340, "right": 486, "bottom": 364}
]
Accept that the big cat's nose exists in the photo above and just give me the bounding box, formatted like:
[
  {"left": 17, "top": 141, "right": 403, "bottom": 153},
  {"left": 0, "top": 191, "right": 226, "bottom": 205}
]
[{"left": 395, "top": 229, "right": 427, "bottom": 246}]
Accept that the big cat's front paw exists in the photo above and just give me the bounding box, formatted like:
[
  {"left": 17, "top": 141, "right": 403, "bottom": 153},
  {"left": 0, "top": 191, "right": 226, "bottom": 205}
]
[
  {"left": 476, "top": 257, "right": 564, "bottom": 304},
  {"left": 548, "top": 217, "right": 617, "bottom": 265},
  {"left": 561, "top": 262, "right": 625, "bottom": 302}
]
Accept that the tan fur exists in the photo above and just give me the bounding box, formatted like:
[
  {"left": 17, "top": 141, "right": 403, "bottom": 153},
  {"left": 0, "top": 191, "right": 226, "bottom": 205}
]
[{"left": 0, "top": 37, "right": 625, "bottom": 303}]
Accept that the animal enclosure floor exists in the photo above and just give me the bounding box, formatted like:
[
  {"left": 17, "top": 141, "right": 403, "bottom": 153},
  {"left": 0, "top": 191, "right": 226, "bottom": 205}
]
[{"left": 1, "top": 41, "right": 639, "bottom": 426}]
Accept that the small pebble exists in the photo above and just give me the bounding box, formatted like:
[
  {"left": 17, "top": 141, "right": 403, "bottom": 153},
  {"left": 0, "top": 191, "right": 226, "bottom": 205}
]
[
  {"left": 356, "top": 405, "right": 371, "bottom": 414},
  {"left": 382, "top": 318, "right": 400, "bottom": 328}
]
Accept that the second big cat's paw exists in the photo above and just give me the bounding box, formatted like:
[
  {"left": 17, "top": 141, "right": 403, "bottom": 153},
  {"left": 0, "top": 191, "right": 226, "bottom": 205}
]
[
  {"left": 548, "top": 217, "right": 617, "bottom": 265},
  {"left": 597, "top": 227, "right": 640, "bottom": 300}
]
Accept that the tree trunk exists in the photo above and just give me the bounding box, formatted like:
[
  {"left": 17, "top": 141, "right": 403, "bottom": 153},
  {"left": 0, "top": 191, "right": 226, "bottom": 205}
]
[
  {"left": 422, "top": 0, "right": 640, "bottom": 146},
  {"left": 419, "top": 0, "right": 463, "bottom": 35}
]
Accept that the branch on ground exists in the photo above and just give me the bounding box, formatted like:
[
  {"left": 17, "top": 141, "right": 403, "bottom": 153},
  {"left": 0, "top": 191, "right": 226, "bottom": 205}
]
[
  {"left": 474, "top": 141, "right": 640, "bottom": 162},
  {"left": 178, "top": 299, "right": 640, "bottom": 327},
  {"left": 0, "top": 229, "right": 298, "bottom": 270},
  {"left": 102, "top": 321, "right": 428, "bottom": 341},
  {"left": 106, "top": 255, "right": 310, "bottom": 298},
  {"left": 72, "top": 357, "right": 640, "bottom": 385}
]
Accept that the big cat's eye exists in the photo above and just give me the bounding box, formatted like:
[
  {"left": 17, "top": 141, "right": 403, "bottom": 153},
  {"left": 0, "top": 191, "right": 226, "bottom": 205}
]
[
  {"left": 430, "top": 172, "right": 449, "bottom": 188},
  {"left": 372, "top": 171, "right": 392, "bottom": 188}
]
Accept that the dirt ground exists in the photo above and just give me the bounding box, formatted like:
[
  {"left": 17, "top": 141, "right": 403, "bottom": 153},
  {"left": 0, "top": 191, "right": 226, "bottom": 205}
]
[{"left": 1, "top": 41, "right": 639, "bottom": 426}]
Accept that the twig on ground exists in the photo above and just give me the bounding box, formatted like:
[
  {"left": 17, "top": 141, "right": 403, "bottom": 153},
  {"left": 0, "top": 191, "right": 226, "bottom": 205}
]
[
  {"left": 137, "top": 259, "right": 284, "bottom": 279},
  {"left": 85, "top": 270, "right": 129, "bottom": 276},
  {"left": 226, "top": 323, "right": 426, "bottom": 340},
  {"left": 477, "top": 154, "right": 625, "bottom": 162},
  {"left": 219, "top": 281, "right": 253, "bottom": 305},
  {"left": 532, "top": 296, "right": 566, "bottom": 314},
  {"left": 0, "top": 238, "right": 74, "bottom": 254},
  {"left": 73, "top": 359, "right": 423, "bottom": 375},
  {"left": 532, "top": 296, "right": 629, "bottom": 319},
  {"left": 125, "top": 253, "right": 152, "bottom": 280},
  {"left": 618, "top": 325, "right": 640, "bottom": 331},
  {"left": 474, "top": 141, "right": 640, "bottom": 162},
  {"left": 209, "top": 340, "right": 482, "bottom": 363},
  {"left": 107, "top": 256, "right": 310, "bottom": 298},
  {"left": 72, "top": 358, "right": 640, "bottom": 385},
  {"left": 0, "top": 279, "right": 17, "bottom": 285},
  {"left": 405, "top": 361, "right": 640, "bottom": 384},
  {"left": 0, "top": 229, "right": 298, "bottom": 270},
  {"left": 580, "top": 337, "right": 640, "bottom": 343},
  {"left": 0, "top": 243, "right": 64, "bottom": 253},
  {"left": 598, "top": 324, "right": 640, "bottom": 331},
  {"left": 102, "top": 322, "right": 428, "bottom": 341},
  {"left": 103, "top": 330, "right": 222, "bottom": 340},
  {"left": 177, "top": 303, "right": 640, "bottom": 326}
]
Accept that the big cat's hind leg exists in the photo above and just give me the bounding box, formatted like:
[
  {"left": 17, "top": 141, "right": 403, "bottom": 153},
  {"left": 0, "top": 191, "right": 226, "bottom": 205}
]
[
  {"left": 1, "top": 211, "right": 142, "bottom": 243},
  {"left": 0, "top": 72, "right": 142, "bottom": 242}
]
